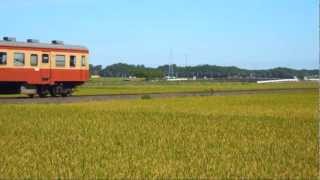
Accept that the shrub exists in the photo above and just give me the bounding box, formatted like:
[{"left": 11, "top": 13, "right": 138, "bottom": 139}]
[{"left": 141, "top": 94, "right": 152, "bottom": 99}]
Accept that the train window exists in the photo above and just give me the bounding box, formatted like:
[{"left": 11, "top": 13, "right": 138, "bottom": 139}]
[
  {"left": 42, "top": 54, "right": 49, "bottom": 64},
  {"left": 56, "top": 55, "right": 65, "bottom": 67},
  {"left": 30, "top": 54, "right": 38, "bottom": 66},
  {"left": 81, "top": 56, "right": 86, "bottom": 66},
  {"left": 70, "top": 56, "right": 76, "bottom": 67},
  {"left": 0, "top": 52, "right": 7, "bottom": 65},
  {"left": 14, "top": 53, "right": 25, "bottom": 66}
]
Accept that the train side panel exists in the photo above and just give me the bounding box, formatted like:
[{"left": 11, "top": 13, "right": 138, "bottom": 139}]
[
  {"left": 0, "top": 48, "right": 89, "bottom": 85},
  {"left": 49, "top": 52, "right": 89, "bottom": 84}
]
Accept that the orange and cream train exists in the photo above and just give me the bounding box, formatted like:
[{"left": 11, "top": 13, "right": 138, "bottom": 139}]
[{"left": 0, "top": 37, "right": 89, "bottom": 97}]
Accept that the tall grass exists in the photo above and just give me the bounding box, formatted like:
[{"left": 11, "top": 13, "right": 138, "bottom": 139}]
[{"left": 0, "top": 90, "right": 317, "bottom": 178}]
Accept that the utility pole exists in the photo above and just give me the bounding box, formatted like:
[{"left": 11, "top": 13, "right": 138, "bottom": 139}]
[
  {"left": 169, "top": 49, "right": 174, "bottom": 78},
  {"left": 184, "top": 54, "right": 188, "bottom": 67}
]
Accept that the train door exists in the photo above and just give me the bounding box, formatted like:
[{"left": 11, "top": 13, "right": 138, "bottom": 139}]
[
  {"left": 79, "top": 61, "right": 83, "bottom": 81},
  {"left": 80, "top": 55, "right": 86, "bottom": 81},
  {"left": 40, "top": 53, "right": 51, "bottom": 83}
]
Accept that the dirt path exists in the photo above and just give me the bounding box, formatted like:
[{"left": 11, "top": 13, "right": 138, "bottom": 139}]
[{"left": 0, "top": 88, "right": 316, "bottom": 104}]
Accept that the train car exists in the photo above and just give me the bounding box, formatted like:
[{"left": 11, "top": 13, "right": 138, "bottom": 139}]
[{"left": 0, "top": 37, "right": 89, "bottom": 97}]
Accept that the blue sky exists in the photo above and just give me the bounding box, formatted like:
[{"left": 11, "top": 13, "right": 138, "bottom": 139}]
[{"left": 1, "top": 0, "right": 318, "bottom": 69}]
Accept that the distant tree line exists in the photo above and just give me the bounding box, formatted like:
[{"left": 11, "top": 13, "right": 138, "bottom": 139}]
[{"left": 90, "top": 63, "right": 318, "bottom": 80}]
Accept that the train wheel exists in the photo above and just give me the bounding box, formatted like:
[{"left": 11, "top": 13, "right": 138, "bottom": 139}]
[
  {"left": 37, "top": 86, "right": 49, "bottom": 98},
  {"left": 27, "top": 94, "right": 34, "bottom": 98},
  {"left": 49, "top": 86, "right": 58, "bottom": 97},
  {"left": 61, "top": 88, "right": 72, "bottom": 97},
  {"left": 61, "top": 91, "right": 71, "bottom": 97},
  {"left": 38, "top": 92, "right": 48, "bottom": 98}
]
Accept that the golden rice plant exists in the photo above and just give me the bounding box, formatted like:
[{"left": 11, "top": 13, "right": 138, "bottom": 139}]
[{"left": 0, "top": 90, "right": 317, "bottom": 178}]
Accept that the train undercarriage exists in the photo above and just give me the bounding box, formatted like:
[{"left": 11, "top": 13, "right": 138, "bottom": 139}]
[{"left": 0, "top": 82, "right": 81, "bottom": 98}]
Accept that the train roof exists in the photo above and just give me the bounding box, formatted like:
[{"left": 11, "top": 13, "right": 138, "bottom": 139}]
[{"left": 0, "top": 40, "right": 89, "bottom": 53}]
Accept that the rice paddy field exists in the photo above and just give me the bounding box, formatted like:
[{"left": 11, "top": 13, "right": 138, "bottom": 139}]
[
  {"left": 75, "top": 78, "right": 317, "bottom": 95},
  {"left": 0, "top": 88, "right": 318, "bottom": 178}
]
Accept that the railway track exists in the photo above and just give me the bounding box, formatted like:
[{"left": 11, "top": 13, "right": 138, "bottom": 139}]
[{"left": 0, "top": 88, "right": 316, "bottom": 104}]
